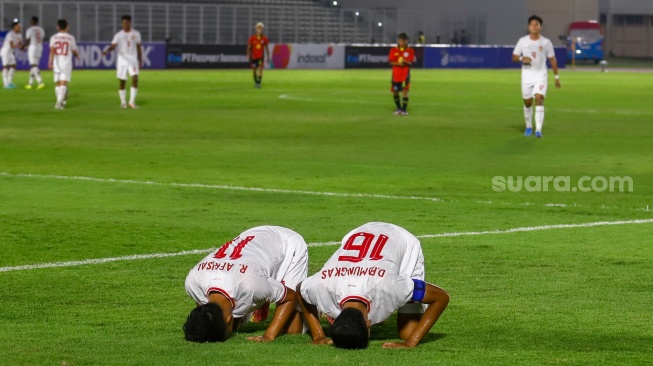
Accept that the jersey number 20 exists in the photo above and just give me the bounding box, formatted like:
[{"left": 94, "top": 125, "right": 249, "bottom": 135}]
[{"left": 338, "top": 232, "right": 388, "bottom": 263}]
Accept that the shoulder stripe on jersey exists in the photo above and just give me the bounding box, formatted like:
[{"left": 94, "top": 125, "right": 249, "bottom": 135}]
[
  {"left": 339, "top": 295, "right": 371, "bottom": 312},
  {"left": 206, "top": 287, "right": 236, "bottom": 308}
]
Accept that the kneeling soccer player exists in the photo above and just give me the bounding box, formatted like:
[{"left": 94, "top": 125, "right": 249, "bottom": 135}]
[
  {"left": 184, "top": 226, "right": 308, "bottom": 342},
  {"left": 297, "top": 222, "right": 450, "bottom": 349}
]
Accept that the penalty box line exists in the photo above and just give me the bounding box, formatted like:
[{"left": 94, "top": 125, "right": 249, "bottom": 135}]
[
  {"left": 0, "top": 172, "right": 442, "bottom": 203},
  {"left": 1, "top": 218, "right": 652, "bottom": 273}
]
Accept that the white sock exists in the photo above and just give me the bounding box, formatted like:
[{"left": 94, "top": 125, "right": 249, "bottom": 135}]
[
  {"left": 7, "top": 68, "right": 15, "bottom": 84},
  {"left": 2, "top": 69, "right": 7, "bottom": 87},
  {"left": 524, "top": 106, "right": 533, "bottom": 128},
  {"left": 55, "top": 86, "right": 61, "bottom": 102},
  {"left": 29, "top": 67, "right": 35, "bottom": 85},
  {"left": 119, "top": 89, "right": 127, "bottom": 104},
  {"left": 535, "top": 106, "right": 545, "bottom": 132},
  {"left": 129, "top": 87, "right": 137, "bottom": 104},
  {"left": 56, "top": 86, "right": 67, "bottom": 104},
  {"left": 34, "top": 67, "right": 42, "bottom": 83}
]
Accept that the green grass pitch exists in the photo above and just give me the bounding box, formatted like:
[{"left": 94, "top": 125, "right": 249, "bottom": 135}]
[{"left": 1, "top": 69, "right": 652, "bottom": 365}]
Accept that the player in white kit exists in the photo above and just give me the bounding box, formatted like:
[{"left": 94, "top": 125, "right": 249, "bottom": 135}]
[
  {"left": 1, "top": 20, "right": 23, "bottom": 89},
  {"left": 184, "top": 226, "right": 308, "bottom": 343},
  {"left": 48, "top": 19, "right": 80, "bottom": 110},
  {"left": 512, "top": 15, "right": 561, "bottom": 138},
  {"left": 298, "top": 222, "right": 450, "bottom": 349},
  {"left": 23, "top": 16, "right": 45, "bottom": 89},
  {"left": 102, "top": 15, "right": 142, "bottom": 109}
]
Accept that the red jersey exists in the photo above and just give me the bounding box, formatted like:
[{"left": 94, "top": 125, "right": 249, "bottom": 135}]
[
  {"left": 248, "top": 35, "right": 269, "bottom": 60},
  {"left": 388, "top": 46, "right": 415, "bottom": 82}
]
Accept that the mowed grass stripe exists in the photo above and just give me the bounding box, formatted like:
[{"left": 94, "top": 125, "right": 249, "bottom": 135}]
[{"left": 2, "top": 218, "right": 651, "bottom": 273}]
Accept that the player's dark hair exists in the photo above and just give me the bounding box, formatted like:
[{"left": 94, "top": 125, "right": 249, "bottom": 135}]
[
  {"left": 183, "top": 303, "right": 228, "bottom": 343},
  {"left": 11, "top": 21, "right": 19, "bottom": 29},
  {"left": 528, "top": 15, "right": 543, "bottom": 26},
  {"left": 398, "top": 32, "right": 409, "bottom": 40},
  {"left": 330, "top": 308, "right": 369, "bottom": 350},
  {"left": 57, "top": 19, "right": 68, "bottom": 30},
  {"left": 31, "top": 16, "right": 38, "bottom": 24},
  {"left": 122, "top": 15, "right": 132, "bottom": 22}
]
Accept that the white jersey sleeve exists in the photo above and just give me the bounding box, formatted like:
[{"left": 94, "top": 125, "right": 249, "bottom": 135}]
[
  {"left": 513, "top": 37, "right": 525, "bottom": 56},
  {"left": 111, "top": 32, "right": 119, "bottom": 45},
  {"left": 545, "top": 39, "right": 555, "bottom": 59}
]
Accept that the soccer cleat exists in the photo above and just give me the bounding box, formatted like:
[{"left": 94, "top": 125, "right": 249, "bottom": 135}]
[
  {"left": 255, "top": 83, "right": 261, "bottom": 89},
  {"left": 393, "top": 109, "right": 403, "bottom": 115},
  {"left": 535, "top": 131, "right": 542, "bottom": 138},
  {"left": 6, "top": 84, "right": 16, "bottom": 89},
  {"left": 25, "top": 84, "right": 33, "bottom": 90},
  {"left": 54, "top": 101, "right": 64, "bottom": 110},
  {"left": 37, "top": 83, "right": 45, "bottom": 90},
  {"left": 128, "top": 102, "right": 139, "bottom": 109},
  {"left": 400, "top": 111, "right": 409, "bottom": 116},
  {"left": 120, "top": 103, "right": 127, "bottom": 109},
  {"left": 524, "top": 127, "right": 533, "bottom": 136}
]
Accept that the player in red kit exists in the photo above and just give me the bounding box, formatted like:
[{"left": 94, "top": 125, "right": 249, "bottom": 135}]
[
  {"left": 247, "top": 22, "right": 269, "bottom": 89},
  {"left": 388, "top": 33, "right": 415, "bottom": 116}
]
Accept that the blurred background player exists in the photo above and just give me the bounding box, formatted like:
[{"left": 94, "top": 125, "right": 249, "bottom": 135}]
[
  {"left": 184, "top": 226, "right": 308, "bottom": 343},
  {"left": 246, "top": 22, "right": 269, "bottom": 89},
  {"left": 1, "top": 20, "right": 23, "bottom": 89},
  {"left": 48, "top": 19, "right": 79, "bottom": 110},
  {"left": 297, "top": 222, "right": 450, "bottom": 349},
  {"left": 389, "top": 33, "right": 415, "bottom": 116},
  {"left": 512, "top": 15, "right": 561, "bottom": 138},
  {"left": 23, "top": 16, "right": 45, "bottom": 90},
  {"left": 102, "top": 15, "right": 142, "bottom": 109}
]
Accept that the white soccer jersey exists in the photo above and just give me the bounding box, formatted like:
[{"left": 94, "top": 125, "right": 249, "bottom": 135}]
[
  {"left": 25, "top": 26, "right": 45, "bottom": 50},
  {"left": 49, "top": 32, "right": 78, "bottom": 72},
  {"left": 185, "top": 226, "right": 308, "bottom": 319},
  {"left": 300, "top": 222, "right": 425, "bottom": 325},
  {"left": 513, "top": 35, "right": 555, "bottom": 81},
  {"left": 111, "top": 29, "right": 141, "bottom": 64},
  {"left": 1, "top": 31, "right": 22, "bottom": 56}
]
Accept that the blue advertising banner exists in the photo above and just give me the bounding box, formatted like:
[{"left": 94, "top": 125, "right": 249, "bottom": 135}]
[
  {"left": 7, "top": 42, "right": 166, "bottom": 70},
  {"left": 424, "top": 46, "right": 566, "bottom": 69}
]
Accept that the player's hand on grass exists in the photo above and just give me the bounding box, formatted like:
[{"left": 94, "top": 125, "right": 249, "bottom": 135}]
[
  {"left": 555, "top": 79, "right": 561, "bottom": 89},
  {"left": 522, "top": 57, "right": 532, "bottom": 65},
  {"left": 382, "top": 341, "right": 414, "bottom": 349},
  {"left": 247, "top": 335, "right": 274, "bottom": 343}
]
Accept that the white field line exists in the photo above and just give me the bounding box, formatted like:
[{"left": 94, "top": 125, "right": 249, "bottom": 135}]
[
  {"left": 278, "top": 94, "right": 652, "bottom": 116},
  {"left": 0, "top": 172, "right": 441, "bottom": 203},
  {"left": 1, "top": 218, "right": 652, "bottom": 273}
]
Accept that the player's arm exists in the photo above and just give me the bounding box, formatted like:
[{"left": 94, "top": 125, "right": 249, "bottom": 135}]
[
  {"left": 102, "top": 43, "right": 117, "bottom": 56},
  {"left": 264, "top": 44, "right": 270, "bottom": 64},
  {"left": 137, "top": 43, "right": 143, "bottom": 68},
  {"left": 549, "top": 56, "right": 561, "bottom": 88},
  {"left": 48, "top": 45, "right": 55, "bottom": 69},
  {"left": 248, "top": 287, "right": 298, "bottom": 342},
  {"left": 73, "top": 48, "right": 80, "bottom": 61},
  {"left": 295, "top": 282, "right": 331, "bottom": 345},
  {"left": 382, "top": 282, "right": 450, "bottom": 349},
  {"left": 22, "top": 38, "right": 30, "bottom": 50},
  {"left": 246, "top": 43, "right": 252, "bottom": 59}
]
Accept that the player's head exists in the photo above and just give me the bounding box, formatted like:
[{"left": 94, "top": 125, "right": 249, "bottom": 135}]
[
  {"left": 183, "top": 303, "right": 229, "bottom": 343},
  {"left": 121, "top": 15, "right": 132, "bottom": 31},
  {"left": 31, "top": 16, "right": 38, "bottom": 26},
  {"left": 397, "top": 32, "right": 408, "bottom": 47},
  {"left": 11, "top": 19, "right": 20, "bottom": 32},
  {"left": 528, "top": 15, "right": 543, "bottom": 34},
  {"left": 330, "top": 308, "right": 370, "bottom": 349},
  {"left": 56, "top": 19, "right": 68, "bottom": 32},
  {"left": 255, "top": 22, "right": 264, "bottom": 35}
]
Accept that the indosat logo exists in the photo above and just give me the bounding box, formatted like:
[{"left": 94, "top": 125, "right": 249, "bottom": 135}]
[{"left": 271, "top": 44, "right": 334, "bottom": 69}]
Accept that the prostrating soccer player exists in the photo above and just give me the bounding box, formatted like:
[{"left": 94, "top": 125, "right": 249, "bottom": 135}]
[
  {"left": 48, "top": 19, "right": 79, "bottom": 110},
  {"left": 388, "top": 33, "right": 415, "bottom": 116},
  {"left": 184, "top": 226, "right": 308, "bottom": 343},
  {"left": 23, "top": 16, "right": 46, "bottom": 90},
  {"left": 246, "top": 22, "right": 269, "bottom": 89},
  {"left": 297, "top": 222, "right": 450, "bottom": 349},
  {"left": 102, "top": 15, "right": 142, "bottom": 109},
  {"left": 512, "top": 15, "right": 561, "bottom": 138},
  {"left": 1, "top": 20, "right": 23, "bottom": 89}
]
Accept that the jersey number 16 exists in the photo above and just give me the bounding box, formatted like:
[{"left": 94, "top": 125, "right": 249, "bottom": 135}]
[{"left": 338, "top": 232, "right": 388, "bottom": 263}]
